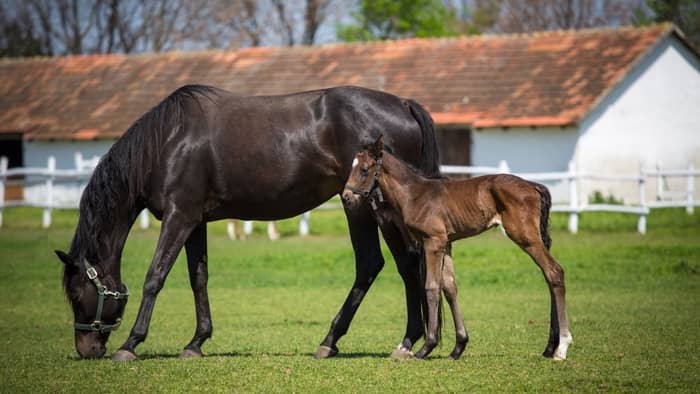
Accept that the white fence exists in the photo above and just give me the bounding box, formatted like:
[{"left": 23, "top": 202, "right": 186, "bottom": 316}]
[
  {"left": 0, "top": 154, "right": 150, "bottom": 229},
  {"left": 1, "top": 155, "right": 697, "bottom": 234},
  {"left": 442, "top": 160, "right": 698, "bottom": 234}
]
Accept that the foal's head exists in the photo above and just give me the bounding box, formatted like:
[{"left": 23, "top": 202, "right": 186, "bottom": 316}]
[
  {"left": 55, "top": 251, "right": 129, "bottom": 359},
  {"left": 342, "top": 135, "right": 384, "bottom": 207}
]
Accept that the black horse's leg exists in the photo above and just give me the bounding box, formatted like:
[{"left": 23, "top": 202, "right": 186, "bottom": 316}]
[
  {"left": 378, "top": 220, "right": 424, "bottom": 359},
  {"left": 113, "top": 209, "right": 199, "bottom": 361},
  {"left": 180, "top": 222, "right": 212, "bottom": 358},
  {"left": 315, "top": 204, "right": 384, "bottom": 358}
]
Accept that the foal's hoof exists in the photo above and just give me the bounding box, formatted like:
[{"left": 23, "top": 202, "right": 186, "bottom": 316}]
[
  {"left": 314, "top": 345, "right": 338, "bottom": 359},
  {"left": 390, "top": 345, "right": 414, "bottom": 360},
  {"left": 112, "top": 349, "right": 137, "bottom": 362},
  {"left": 180, "top": 348, "right": 203, "bottom": 359}
]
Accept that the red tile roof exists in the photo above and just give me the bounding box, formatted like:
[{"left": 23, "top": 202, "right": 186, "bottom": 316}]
[{"left": 0, "top": 24, "right": 685, "bottom": 140}]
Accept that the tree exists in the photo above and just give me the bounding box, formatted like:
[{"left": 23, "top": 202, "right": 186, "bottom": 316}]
[
  {"left": 337, "top": 0, "right": 459, "bottom": 41},
  {"left": 0, "top": 2, "right": 50, "bottom": 57},
  {"left": 635, "top": 0, "right": 700, "bottom": 47},
  {"left": 494, "top": 0, "right": 640, "bottom": 33}
]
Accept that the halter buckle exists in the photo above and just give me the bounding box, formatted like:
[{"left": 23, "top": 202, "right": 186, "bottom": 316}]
[{"left": 86, "top": 267, "right": 98, "bottom": 280}]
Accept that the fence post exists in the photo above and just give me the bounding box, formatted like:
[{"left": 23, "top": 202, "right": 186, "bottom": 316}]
[
  {"left": 567, "top": 160, "right": 578, "bottom": 234},
  {"left": 243, "top": 221, "right": 253, "bottom": 235},
  {"left": 655, "top": 161, "right": 663, "bottom": 201},
  {"left": 498, "top": 160, "right": 510, "bottom": 173},
  {"left": 638, "top": 162, "right": 647, "bottom": 235},
  {"left": 0, "top": 156, "right": 7, "bottom": 228},
  {"left": 43, "top": 156, "right": 55, "bottom": 229},
  {"left": 688, "top": 163, "right": 695, "bottom": 215},
  {"left": 139, "top": 209, "right": 149, "bottom": 229},
  {"left": 299, "top": 211, "right": 310, "bottom": 236}
]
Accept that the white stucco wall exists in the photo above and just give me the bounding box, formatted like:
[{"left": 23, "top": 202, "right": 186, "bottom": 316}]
[
  {"left": 24, "top": 140, "right": 114, "bottom": 169},
  {"left": 22, "top": 140, "right": 114, "bottom": 205},
  {"left": 576, "top": 36, "right": 700, "bottom": 204},
  {"left": 471, "top": 126, "right": 579, "bottom": 202}
]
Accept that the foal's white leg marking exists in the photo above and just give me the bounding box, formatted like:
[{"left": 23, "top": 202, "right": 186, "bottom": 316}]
[
  {"left": 553, "top": 332, "right": 573, "bottom": 360},
  {"left": 396, "top": 343, "right": 412, "bottom": 352},
  {"left": 352, "top": 157, "right": 359, "bottom": 168}
]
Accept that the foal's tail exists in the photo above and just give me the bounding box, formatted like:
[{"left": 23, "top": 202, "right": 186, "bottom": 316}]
[
  {"left": 535, "top": 184, "right": 553, "bottom": 250},
  {"left": 406, "top": 99, "right": 441, "bottom": 177}
]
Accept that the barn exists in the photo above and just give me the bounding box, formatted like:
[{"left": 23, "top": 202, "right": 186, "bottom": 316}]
[{"left": 1, "top": 24, "right": 698, "bottom": 205}]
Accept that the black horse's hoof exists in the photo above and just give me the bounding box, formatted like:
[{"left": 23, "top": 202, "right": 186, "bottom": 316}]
[
  {"left": 180, "top": 348, "right": 203, "bottom": 359},
  {"left": 390, "top": 345, "right": 414, "bottom": 360},
  {"left": 449, "top": 349, "right": 464, "bottom": 360},
  {"left": 314, "top": 345, "right": 338, "bottom": 359},
  {"left": 112, "top": 349, "right": 137, "bottom": 362}
]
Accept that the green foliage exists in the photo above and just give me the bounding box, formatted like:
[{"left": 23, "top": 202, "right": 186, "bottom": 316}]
[
  {"left": 588, "top": 190, "right": 625, "bottom": 205},
  {"left": 1, "top": 208, "right": 699, "bottom": 392},
  {"left": 635, "top": 0, "right": 700, "bottom": 47},
  {"left": 337, "top": 0, "right": 458, "bottom": 42}
]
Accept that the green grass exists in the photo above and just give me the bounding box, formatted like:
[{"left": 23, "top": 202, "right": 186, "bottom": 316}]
[{"left": 0, "top": 207, "right": 699, "bottom": 393}]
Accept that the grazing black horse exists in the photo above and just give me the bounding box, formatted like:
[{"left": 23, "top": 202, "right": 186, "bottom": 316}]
[{"left": 54, "top": 85, "right": 440, "bottom": 360}]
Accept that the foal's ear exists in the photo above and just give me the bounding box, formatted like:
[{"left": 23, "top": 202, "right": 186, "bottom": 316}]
[
  {"left": 369, "top": 134, "right": 384, "bottom": 159},
  {"left": 55, "top": 250, "right": 76, "bottom": 266}
]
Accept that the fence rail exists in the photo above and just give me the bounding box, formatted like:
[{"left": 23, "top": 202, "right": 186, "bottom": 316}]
[
  {"left": 1, "top": 154, "right": 697, "bottom": 234},
  {"left": 438, "top": 160, "right": 697, "bottom": 234}
]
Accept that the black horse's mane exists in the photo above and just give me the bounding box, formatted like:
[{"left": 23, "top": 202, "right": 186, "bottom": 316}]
[
  {"left": 64, "top": 85, "right": 219, "bottom": 292},
  {"left": 374, "top": 144, "right": 445, "bottom": 180}
]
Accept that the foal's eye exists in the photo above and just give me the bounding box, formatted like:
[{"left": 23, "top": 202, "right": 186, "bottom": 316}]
[{"left": 360, "top": 168, "right": 368, "bottom": 176}]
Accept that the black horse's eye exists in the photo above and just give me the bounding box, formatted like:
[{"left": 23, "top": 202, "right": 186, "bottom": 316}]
[{"left": 360, "top": 168, "right": 369, "bottom": 176}]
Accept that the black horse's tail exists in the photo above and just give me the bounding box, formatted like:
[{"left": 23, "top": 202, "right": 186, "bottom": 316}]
[
  {"left": 406, "top": 99, "right": 441, "bottom": 177},
  {"left": 535, "top": 183, "right": 553, "bottom": 250}
]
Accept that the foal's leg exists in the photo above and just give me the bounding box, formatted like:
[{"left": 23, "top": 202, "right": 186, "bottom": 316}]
[
  {"left": 442, "top": 253, "right": 469, "bottom": 360},
  {"left": 502, "top": 210, "right": 572, "bottom": 360},
  {"left": 379, "top": 220, "right": 423, "bottom": 359},
  {"left": 525, "top": 246, "right": 572, "bottom": 360},
  {"left": 180, "top": 222, "right": 213, "bottom": 358},
  {"left": 414, "top": 237, "right": 446, "bottom": 359},
  {"left": 316, "top": 204, "right": 385, "bottom": 358},
  {"left": 113, "top": 209, "right": 200, "bottom": 361}
]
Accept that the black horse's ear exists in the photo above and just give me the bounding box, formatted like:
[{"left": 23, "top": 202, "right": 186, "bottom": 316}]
[
  {"left": 55, "top": 250, "right": 76, "bottom": 266},
  {"left": 369, "top": 134, "right": 384, "bottom": 158}
]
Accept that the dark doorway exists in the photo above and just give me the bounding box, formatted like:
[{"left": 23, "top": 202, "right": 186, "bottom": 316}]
[
  {"left": 0, "top": 133, "right": 24, "bottom": 200},
  {"left": 0, "top": 133, "right": 23, "bottom": 168},
  {"left": 436, "top": 127, "right": 471, "bottom": 165}
]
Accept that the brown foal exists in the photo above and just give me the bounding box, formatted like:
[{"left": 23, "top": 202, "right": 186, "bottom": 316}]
[{"left": 342, "top": 136, "right": 572, "bottom": 360}]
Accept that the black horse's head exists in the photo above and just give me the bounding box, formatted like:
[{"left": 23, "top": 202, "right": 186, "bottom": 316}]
[{"left": 55, "top": 250, "right": 129, "bottom": 359}]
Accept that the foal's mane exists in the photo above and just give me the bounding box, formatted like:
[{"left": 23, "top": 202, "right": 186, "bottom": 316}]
[
  {"left": 64, "top": 85, "right": 219, "bottom": 293},
  {"left": 377, "top": 145, "right": 445, "bottom": 180}
]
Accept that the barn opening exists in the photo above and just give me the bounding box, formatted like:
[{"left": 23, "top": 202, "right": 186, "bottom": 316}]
[
  {"left": 0, "top": 133, "right": 24, "bottom": 200},
  {"left": 436, "top": 127, "right": 471, "bottom": 166}
]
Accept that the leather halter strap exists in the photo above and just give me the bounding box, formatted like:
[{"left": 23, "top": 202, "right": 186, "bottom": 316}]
[{"left": 74, "top": 260, "right": 129, "bottom": 333}]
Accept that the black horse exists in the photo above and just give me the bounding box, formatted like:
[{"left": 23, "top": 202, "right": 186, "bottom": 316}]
[{"left": 55, "top": 85, "right": 441, "bottom": 360}]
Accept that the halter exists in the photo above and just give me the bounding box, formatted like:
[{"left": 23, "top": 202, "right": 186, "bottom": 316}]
[
  {"left": 74, "top": 260, "right": 129, "bottom": 333},
  {"left": 344, "top": 157, "right": 385, "bottom": 209}
]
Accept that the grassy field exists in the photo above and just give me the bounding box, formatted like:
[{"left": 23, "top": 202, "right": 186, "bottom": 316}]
[{"left": 0, "top": 207, "right": 698, "bottom": 393}]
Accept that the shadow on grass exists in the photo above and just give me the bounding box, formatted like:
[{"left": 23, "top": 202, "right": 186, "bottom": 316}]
[{"left": 66, "top": 350, "right": 397, "bottom": 361}]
